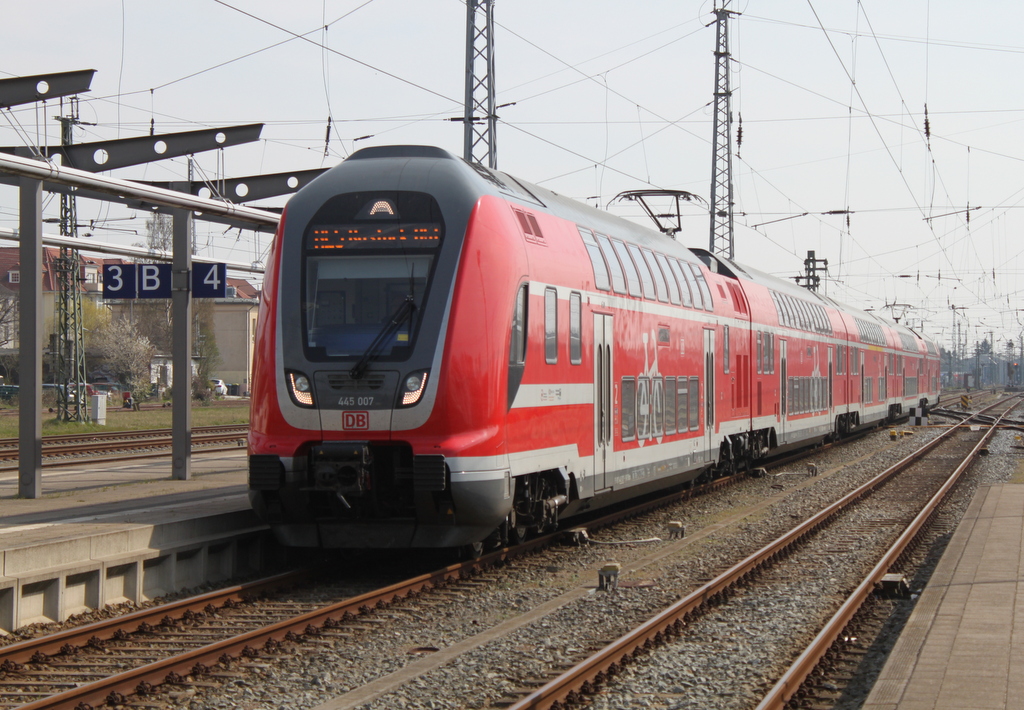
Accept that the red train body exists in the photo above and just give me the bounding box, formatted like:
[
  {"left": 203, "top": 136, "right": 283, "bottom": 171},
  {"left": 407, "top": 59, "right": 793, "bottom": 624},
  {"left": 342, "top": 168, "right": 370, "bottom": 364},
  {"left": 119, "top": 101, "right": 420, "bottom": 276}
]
[{"left": 248, "top": 145, "right": 941, "bottom": 550}]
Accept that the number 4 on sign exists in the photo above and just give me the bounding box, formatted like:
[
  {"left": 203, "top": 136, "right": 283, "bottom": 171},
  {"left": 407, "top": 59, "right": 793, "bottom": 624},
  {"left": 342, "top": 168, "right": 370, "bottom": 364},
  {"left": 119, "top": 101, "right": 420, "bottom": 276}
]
[{"left": 191, "top": 263, "right": 227, "bottom": 298}]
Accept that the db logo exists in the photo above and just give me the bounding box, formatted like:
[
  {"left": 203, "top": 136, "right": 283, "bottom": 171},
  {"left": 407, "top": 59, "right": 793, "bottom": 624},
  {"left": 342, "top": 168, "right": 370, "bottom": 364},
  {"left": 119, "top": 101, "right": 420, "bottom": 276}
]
[{"left": 342, "top": 411, "right": 370, "bottom": 430}]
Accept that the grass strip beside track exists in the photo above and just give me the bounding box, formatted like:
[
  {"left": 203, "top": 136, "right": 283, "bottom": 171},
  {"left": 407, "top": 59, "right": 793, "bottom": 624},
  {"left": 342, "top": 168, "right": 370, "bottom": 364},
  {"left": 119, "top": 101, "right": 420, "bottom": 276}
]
[{"left": 0, "top": 401, "right": 250, "bottom": 438}]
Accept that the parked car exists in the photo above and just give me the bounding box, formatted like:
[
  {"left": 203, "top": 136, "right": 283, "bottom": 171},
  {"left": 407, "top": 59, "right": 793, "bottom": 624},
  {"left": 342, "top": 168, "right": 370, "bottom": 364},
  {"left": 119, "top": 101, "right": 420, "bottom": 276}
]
[
  {"left": 0, "top": 384, "right": 18, "bottom": 401},
  {"left": 89, "top": 382, "right": 123, "bottom": 399},
  {"left": 210, "top": 378, "right": 228, "bottom": 396}
]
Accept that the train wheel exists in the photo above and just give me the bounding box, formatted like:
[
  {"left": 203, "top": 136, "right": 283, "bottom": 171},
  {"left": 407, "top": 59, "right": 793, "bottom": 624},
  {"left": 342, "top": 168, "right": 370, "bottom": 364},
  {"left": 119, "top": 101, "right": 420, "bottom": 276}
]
[
  {"left": 460, "top": 541, "right": 484, "bottom": 559},
  {"left": 508, "top": 509, "right": 529, "bottom": 545}
]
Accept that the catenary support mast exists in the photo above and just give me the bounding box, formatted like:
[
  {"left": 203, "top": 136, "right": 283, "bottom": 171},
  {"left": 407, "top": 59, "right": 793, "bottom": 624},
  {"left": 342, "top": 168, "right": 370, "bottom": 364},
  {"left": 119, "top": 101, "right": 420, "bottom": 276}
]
[
  {"left": 54, "top": 104, "right": 89, "bottom": 421},
  {"left": 463, "top": 0, "right": 497, "bottom": 168},
  {"left": 709, "top": 6, "right": 738, "bottom": 260}
]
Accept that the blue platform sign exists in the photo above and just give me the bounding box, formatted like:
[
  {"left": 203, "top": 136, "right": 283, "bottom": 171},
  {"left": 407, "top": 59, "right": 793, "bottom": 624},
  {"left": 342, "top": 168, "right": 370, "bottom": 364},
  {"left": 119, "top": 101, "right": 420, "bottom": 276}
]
[
  {"left": 137, "top": 263, "right": 173, "bottom": 299},
  {"left": 103, "top": 264, "right": 137, "bottom": 298},
  {"left": 103, "top": 262, "right": 228, "bottom": 299},
  {"left": 191, "top": 263, "right": 227, "bottom": 298}
]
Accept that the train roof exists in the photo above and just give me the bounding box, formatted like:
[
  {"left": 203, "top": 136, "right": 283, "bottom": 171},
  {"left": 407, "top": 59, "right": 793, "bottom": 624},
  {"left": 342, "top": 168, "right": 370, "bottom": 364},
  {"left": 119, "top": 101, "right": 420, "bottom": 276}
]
[{"left": 342, "top": 146, "right": 942, "bottom": 355}]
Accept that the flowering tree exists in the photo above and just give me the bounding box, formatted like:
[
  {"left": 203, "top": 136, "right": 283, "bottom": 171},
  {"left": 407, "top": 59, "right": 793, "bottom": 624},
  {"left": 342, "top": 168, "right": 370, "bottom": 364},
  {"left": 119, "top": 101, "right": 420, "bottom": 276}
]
[{"left": 94, "top": 316, "right": 155, "bottom": 399}]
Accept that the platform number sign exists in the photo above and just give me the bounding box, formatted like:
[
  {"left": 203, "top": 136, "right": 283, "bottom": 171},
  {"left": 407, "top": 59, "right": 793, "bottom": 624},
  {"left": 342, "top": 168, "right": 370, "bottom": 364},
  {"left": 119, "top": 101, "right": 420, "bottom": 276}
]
[
  {"left": 103, "top": 263, "right": 228, "bottom": 299},
  {"left": 102, "top": 264, "right": 137, "bottom": 298},
  {"left": 137, "top": 264, "right": 172, "bottom": 298},
  {"left": 191, "top": 263, "right": 227, "bottom": 298}
]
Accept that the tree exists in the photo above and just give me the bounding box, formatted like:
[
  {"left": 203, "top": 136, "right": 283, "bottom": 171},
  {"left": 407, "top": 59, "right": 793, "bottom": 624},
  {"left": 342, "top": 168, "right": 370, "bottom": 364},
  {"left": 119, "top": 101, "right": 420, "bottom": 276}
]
[
  {"left": 0, "top": 282, "right": 17, "bottom": 350},
  {"left": 82, "top": 297, "right": 111, "bottom": 352},
  {"left": 94, "top": 317, "right": 154, "bottom": 399},
  {"left": 192, "top": 299, "right": 220, "bottom": 388}
]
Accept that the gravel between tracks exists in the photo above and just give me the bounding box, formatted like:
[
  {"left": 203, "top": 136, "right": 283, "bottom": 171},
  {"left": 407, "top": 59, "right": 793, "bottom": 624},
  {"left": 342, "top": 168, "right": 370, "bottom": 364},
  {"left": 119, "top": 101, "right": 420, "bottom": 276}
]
[{"left": 174, "top": 425, "right": 978, "bottom": 710}]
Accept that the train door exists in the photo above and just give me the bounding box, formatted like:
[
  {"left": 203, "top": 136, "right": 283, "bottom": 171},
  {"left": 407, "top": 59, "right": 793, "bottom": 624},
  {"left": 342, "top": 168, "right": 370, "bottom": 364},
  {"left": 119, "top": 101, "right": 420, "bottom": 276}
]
[
  {"left": 594, "top": 314, "right": 613, "bottom": 490},
  {"left": 860, "top": 351, "right": 866, "bottom": 407},
  {"left": 780, "top": 340, "right": 788, "bottom": 441},
  {"left": 703, "top": 328, "right": 715, "bottom": 462},
  {"left": 828, "top": 347, "right": 834, "bottom": 411}
]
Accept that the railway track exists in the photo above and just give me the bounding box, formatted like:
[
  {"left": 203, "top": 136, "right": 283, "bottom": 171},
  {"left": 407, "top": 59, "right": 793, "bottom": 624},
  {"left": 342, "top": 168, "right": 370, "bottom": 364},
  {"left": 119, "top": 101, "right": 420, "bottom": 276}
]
[
  {"left": 503, "top": 397, "right": 1019, "bottom": 710},
  {"left": 0, "top": 438, "right": 780, "bottom": 709},
  {"left": 0, "top": 414, "right": 986, "bottom": 710},
  {"left": 0, "top": 425, "right": 249, "bottom": 469}
]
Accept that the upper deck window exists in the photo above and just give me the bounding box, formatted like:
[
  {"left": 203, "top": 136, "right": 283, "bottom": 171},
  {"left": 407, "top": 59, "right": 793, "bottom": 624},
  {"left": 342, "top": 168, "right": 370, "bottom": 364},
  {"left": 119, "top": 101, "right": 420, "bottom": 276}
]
[
  {"left": 627, "top": 244, "right": 656, "bottom": 300},
  {"left": 595, "top": 234, "right": 627, "bottom": 295},
  {"left": 612, "top": 239, "right": 642, "bottom": 297},
  {"left": 653, "top": 253, "right": 680, "bottom": 305},
  {"left": 578, "top": 227, "right": 611, "bottom": 291}
]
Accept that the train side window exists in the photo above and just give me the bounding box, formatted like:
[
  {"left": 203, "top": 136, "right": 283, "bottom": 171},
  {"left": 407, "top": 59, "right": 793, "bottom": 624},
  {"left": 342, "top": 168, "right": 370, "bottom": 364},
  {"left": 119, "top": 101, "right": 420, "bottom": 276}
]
[
  {"left": 785, "top": 296, "right": 797, "bottom": 329},
  {"left": 665, "top": 376, "right": 677, "bottom": 435},
  {"left": 621, "top": 377, "right": 636, "bottom": 442},
  {"left": 595, "top": 234, "right": 627, "bottom": 294},
  {"left": 794, "top": 300, "right": 807, "bottom": 330},
  {"left": 653, "top": 253, "right": 679, "bottom": 304},
  {"left": 544, "top": 287, "right": 558, "bottom": 364},
  {"left": 789, "top": 299, "right": 799, "bottom": 329},
  {"left": 627, "top": 244, "right": 657, "bottom": 300},
  {"left": 688, "top": 377, "right": 700, "bottom": 430},
  {"left": 578, "top": 227, "right": 611, "bottom": 292},
  {"left": 679, "top": 261, "right": 703, "bottom": 310},
  {"left": 569, "top": 292, "right": 582, "bottom": 365},
  {"left": 669, "top": 259, "right": 694, "bottom": 308},
  {"left": 852, "top": 346, "right": 859, "bottom": 375},
  {"left": 612, "top": 239, "right": 642, "bottom": 297},
  {"left": 723, "top": 325, "right": 730, "bottom": 373},
  {"left": 652, "top": 378, "right": 664, "bottom": 436},
  {"left": 689, "top": 264, "right": 714, "bottom": 310},
  {"left": 637, "top": 376, "right": 651, "bottom": 439},
  {"left": 510, "top": 284, "right": 528, "bottom": 366},
  {"left": 676, "top": 378, "right": 689, "bottom": 431},
  {"left": 507, "top": 283, "right": 529, "bottom": 409},
  {"left": 642, "top": 248, "right": 669, "bottom": 303},
  {"left": 757, "top": 332, "right": 763, "bottom": 374}
]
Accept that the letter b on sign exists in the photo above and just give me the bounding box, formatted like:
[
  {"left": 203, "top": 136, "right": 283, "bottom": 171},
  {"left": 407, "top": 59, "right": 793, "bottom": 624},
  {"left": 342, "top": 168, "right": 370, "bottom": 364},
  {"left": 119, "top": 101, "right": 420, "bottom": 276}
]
[{"left": 137, "top": 264, "right": 172, "bottom": 299}]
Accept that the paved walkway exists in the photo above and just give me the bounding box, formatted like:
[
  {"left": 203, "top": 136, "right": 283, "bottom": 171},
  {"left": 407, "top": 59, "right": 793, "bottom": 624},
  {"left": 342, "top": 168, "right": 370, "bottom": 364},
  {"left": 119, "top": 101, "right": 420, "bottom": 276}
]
[{"left": 864, "top": 483, "right": 1024, "bottom": 710}]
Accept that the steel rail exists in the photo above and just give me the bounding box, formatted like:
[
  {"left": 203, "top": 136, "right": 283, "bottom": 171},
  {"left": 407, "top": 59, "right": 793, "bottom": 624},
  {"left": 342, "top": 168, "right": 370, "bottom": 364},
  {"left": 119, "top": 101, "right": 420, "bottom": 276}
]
[
  {"left": 10, "top": 534, "right": 558, "bottom": 710},
  {"left": 505, "top": 408, "right": 1002, "bottom": 710},
  {"left": 754, "top": 398, "right": 1018, "bottom": 710},
  {"left": 0, "top": 425, "right": 247, "bottom": 450},
  {"left": 1, "top": 422, "right": 903, "bottom": 709},
  {"left": 0, "top": 571, "right": 308, "bottom": 668}
]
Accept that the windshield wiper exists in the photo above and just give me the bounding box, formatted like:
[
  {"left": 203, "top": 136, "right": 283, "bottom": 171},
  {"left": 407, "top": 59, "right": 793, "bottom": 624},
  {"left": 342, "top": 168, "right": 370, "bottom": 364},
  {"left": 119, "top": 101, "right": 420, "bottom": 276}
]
[{"left": 350, "top": 295, "right": 417, "bottom": 380}]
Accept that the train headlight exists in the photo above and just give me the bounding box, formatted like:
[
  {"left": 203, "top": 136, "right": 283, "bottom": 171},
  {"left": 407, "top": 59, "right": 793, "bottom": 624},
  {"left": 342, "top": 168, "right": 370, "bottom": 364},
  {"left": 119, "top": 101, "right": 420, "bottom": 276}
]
[
  {"left": 400, "top": 370, "right": 429, "bottom": 406},
  {"left": 287, "top": 370, "right": 315, "bottom": 407}
]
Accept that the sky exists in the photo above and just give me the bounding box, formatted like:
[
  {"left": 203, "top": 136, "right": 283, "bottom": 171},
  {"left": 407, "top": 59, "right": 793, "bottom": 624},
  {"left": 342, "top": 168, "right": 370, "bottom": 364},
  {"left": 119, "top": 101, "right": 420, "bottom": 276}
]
[{"left": 3, "top": 0, "right": 1024, "bottom": 358}]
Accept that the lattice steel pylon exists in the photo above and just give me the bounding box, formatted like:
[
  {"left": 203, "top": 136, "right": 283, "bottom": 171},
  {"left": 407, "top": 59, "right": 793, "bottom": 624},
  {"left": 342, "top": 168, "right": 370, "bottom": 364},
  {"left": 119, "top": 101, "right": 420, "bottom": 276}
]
[
  {"left": 463, "top": 0, "right": 497, "bottom": 168},
  {"left": 54, "top": 107, "right": 89, "bottom": 422},
  {"left": 709, "top": 7, "right": 738, "bottom": 260}
]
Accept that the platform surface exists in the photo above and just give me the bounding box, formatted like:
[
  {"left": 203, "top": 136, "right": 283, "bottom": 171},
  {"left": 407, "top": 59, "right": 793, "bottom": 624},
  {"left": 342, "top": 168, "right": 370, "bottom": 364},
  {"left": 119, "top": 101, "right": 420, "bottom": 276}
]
[
  {"left": 864, "top": 482, "right": 1024, "bottom": 710},
  {"left": 0, "top": 450, "right": 250, "bottom": 550}
]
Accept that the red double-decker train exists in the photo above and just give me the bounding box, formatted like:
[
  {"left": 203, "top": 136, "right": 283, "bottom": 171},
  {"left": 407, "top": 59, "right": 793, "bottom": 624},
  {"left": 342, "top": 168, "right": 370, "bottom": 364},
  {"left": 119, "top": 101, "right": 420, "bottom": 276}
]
[{"left": 247, "top": 145, "right": 941, "bottom": 551}]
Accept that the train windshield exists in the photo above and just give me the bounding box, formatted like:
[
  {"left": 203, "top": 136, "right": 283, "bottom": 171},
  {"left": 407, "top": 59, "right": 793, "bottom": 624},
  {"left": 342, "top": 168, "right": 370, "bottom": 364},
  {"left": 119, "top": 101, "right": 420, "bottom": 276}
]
[{"left": 302, "top": 191, "right": 444, "bottom": 359}]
